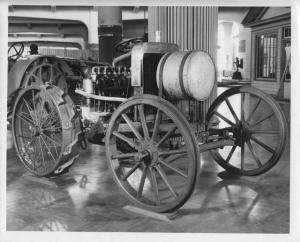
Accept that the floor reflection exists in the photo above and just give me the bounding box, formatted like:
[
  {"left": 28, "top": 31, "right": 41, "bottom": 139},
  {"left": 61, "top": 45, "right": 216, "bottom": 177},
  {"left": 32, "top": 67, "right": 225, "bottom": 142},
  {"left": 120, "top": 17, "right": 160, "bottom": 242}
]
[
  {"left": 7, "top": 125, "right": 290, "bottom": 232},
  {"left": 27, "top": 216, "right": 69, "bottom": 231},
  {"left": 198, "top": 179, "right": 265, "bottom": 221}
]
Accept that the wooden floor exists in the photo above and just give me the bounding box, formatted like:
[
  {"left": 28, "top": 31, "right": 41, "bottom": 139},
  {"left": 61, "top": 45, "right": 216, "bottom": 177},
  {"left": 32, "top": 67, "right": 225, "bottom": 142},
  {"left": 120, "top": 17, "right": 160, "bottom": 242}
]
[{"left": 6, "top": 128, "right": 290, "bottom": 233}]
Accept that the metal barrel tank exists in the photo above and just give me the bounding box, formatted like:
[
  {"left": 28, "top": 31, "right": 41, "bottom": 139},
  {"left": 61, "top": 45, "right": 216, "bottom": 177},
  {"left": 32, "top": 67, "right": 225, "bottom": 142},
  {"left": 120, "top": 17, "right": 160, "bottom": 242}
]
[{"left": 156, "top": 51, "right": 215, "bottom": 101}]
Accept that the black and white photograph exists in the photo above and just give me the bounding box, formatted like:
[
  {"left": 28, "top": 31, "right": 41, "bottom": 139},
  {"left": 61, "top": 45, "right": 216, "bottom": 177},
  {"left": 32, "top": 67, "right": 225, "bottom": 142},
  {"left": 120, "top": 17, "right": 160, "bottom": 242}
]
[{"left": 0, "top": 1, "right": 299, "bottom": 241}]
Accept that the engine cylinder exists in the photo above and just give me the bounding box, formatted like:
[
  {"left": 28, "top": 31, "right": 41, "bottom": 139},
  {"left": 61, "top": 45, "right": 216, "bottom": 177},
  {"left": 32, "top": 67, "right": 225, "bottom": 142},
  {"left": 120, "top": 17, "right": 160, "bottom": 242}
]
[
  {"left": 156, "top": 51, "right": 215, "bottom": 101},
  {"left": 83, "top": 78, "right": 94, "bottom": 94}
]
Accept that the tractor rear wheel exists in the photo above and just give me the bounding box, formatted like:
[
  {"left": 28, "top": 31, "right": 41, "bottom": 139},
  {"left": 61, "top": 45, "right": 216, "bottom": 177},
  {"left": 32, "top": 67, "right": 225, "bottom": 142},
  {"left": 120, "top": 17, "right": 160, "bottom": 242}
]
[{"left": 12, "top": 85, "right": 81, "bottom": 177}]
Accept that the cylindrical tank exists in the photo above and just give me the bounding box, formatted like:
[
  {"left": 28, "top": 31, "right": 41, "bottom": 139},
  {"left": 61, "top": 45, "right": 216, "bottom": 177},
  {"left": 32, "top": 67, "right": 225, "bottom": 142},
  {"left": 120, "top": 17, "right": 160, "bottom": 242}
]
[{"left": 156, "top": 51, "right": 215, "bottom": 101}]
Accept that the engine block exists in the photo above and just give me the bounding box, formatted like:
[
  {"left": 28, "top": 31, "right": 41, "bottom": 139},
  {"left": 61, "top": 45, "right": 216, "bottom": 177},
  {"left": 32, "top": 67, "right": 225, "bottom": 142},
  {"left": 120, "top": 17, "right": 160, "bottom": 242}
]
[{"left": 92, "top": 66, "right": 131, "bottom": 98}]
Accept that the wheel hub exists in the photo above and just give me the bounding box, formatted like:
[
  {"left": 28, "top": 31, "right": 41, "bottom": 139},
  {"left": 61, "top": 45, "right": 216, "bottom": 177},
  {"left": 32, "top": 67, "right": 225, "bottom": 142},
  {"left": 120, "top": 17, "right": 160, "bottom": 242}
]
[
  {"left": 31, "top": 126, "right": 42, "bottom": 136},
  {"left": 138, "top": 141, "right": 159, "bottom": 167},
  {"left": 139, "top": 150, "right": 152, "bottom": 165},
  {"left": 233, "top": 121, "right": 251, "bottom": 146}
]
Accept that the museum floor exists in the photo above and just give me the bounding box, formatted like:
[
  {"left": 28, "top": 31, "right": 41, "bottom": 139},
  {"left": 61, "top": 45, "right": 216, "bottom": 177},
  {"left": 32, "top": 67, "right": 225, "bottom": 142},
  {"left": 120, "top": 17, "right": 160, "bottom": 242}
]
[{"left": 6, "top": 102, "right": 290, "bottom": 233}]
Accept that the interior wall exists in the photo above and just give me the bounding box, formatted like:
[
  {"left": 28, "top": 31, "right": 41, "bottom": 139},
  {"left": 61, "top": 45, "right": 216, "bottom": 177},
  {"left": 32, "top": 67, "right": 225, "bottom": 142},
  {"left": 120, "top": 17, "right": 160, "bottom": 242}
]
[
  {"left": 9, "top": 6, "right": 98, "bottom": 45},
  {"left": 236, "top": 27, "right": 251, "bottom": 80},
  {"left": 123, "top": 20, "right": 147, "bottom": 39},
  {"left": 218, "top": 7, "right": 250, "bottom": 81}
]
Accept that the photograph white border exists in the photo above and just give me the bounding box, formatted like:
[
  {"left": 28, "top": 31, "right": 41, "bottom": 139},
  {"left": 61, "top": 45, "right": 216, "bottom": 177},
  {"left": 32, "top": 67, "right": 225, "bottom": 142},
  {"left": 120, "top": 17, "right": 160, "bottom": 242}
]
[{"left": 1, "top": 0, "right": 299, "bottom": 241}]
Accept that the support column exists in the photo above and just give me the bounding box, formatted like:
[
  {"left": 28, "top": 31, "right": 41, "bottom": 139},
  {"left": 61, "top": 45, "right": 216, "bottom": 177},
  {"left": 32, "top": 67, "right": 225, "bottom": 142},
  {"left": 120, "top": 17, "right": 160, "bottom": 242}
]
[
  {"left": 97, "top": 6, "right": 122, "bottom": 64},
  {"left": 148, "top": 6, "right": 218, "bottom": 124}
]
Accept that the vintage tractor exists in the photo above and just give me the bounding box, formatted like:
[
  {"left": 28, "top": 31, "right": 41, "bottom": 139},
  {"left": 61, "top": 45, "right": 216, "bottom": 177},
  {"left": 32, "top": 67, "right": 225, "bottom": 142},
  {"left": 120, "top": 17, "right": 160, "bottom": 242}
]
[{"left": 7, "top": 39, "right": 288, "bottom": 213}]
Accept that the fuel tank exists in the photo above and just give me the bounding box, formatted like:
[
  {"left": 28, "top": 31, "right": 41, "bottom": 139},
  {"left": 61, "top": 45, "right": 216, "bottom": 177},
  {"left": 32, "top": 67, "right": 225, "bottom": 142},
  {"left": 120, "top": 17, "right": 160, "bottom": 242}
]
[{"left": 156, "top": 51, "right": 215, "bottom": 101}]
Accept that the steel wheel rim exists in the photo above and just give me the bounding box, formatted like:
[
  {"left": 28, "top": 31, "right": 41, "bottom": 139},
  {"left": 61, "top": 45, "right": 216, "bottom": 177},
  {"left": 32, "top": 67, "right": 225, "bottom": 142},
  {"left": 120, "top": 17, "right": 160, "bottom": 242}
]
[
  {"left": 106, "top": 95, "right": 198, "bottom": 212},
  {"left": 22, "top": 58, "right": 65, "bottom": 88},
  {"left": 207, "top": 86, "right": 287, "bottom": 176},
  {"left": 12, "top": 86, "right": 64, "bottom": 176}
]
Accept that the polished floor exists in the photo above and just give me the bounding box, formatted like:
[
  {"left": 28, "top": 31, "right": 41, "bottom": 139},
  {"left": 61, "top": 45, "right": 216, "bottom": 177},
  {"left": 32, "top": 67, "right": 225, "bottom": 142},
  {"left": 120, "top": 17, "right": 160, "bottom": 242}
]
[{"left": 6, "top": 103, "right": 290, "bottom": 233}]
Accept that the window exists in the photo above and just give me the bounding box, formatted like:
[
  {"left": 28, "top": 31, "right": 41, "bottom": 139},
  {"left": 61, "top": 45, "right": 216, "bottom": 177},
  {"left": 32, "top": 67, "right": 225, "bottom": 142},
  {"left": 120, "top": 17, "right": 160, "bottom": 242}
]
[
  {"left": 282, "top": 26, "right": 291, "bottom": 82},
  {"left": 255, "top": 33, "right": 277, "bottom": 80},
  {"left": 283, "top": 26, "right": 291, "bottom": 39}
]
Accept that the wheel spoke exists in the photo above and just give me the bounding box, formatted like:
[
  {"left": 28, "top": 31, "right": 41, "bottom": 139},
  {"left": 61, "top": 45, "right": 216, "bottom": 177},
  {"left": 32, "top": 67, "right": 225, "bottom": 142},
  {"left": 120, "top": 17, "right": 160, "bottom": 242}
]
[
  {"left": 22, "top": 97, "right": 36, "bottom": 123},
  {"left": 164, "top": 154, "right": 186, "bottom": 163},
  {"left": 121, "top": 113, "right": 142, "bottom": 141},
  {"left": 20, "top": 111, "right": 34, "bottom": 123},
  {"left": 37, "top": 91, "right": 47, "bottom": 123},
  {"left": 156, "top": 125, "right": 177, "bottom": 147},
  {"left": 52, "top": 70, "right": 62, "bottom": 82},
  {"left": 16, "top": 134, "right": 32, "bottom": 139},
  {"left": 156, "top": 165, "right": 178, "bottom": 198},
  {"left": 241, "top": 143, "right": 245, "bottom": 171},
  {"left": 42, "top": 125, "right": 62, "bottom": 132},
  {"left": 151, "top": 109, "right": 161, "bottom": 142},
  {"left": 41, "top": 108, "right": 58, "bottom": 127},
  {"left": 42, "top": 133, "right": 59, "bottom": 157},
  {"left": 32, "top": 90, "right": 38, "bottom": 124},
  {"left": 16, "top": 113, "right": 35, "bottom": 126},
  {"left": 26, "top": 136, "right": 36, "bottom": 147},
  {"left": 28, "top": 137, "right": 37, "bottom": 169},
  {"left": 38, "top": 137, "right": 46, "bottom": 168},
  {"left": 41, "top": 133, "right": 61, "bottom": 147},
  {"left": 122, "top": 162, "right": 140, "bottom": 181},
  {"left": 250, "top": 113, "right": 275, "bottom": 128},
  {"left": 138, "top": 104, "right": 150, "bottom": 140},
  {"left": 225, "top": 145, "right": 237, "bottom": 163},
  {"left": 158, "top": 159, "right": 187, "bottom": 178},
  {"left": 137, "top": 166, "right": 147, "bottom": 198},
  {"left": 213, "top": 111, "right": 235, "bottom": 126},
  {"left": 246, "top": 98, "right": 262, "bottom": 122},
  {"left": 38, "top": 66, "right": 42, "bottom": 81},
  {"left": 251, "top": 130, "right": 280, "bottom": 135},
  {"left": 246, "top": 141, "right": 263, "bottom": 168},
  {"left": 250, "top": 136, "right": 276, "bottom": 155},
  {"left": 241, "top": 93, "right": 245, "bottom": 121},
  {"left": 113, "top": 131, "right": 136, "bottom": 149},
  {"left": 158, "top": 148, "right": 187, "bottom": 157},
  {"left": 150, "top": 168, "right": 160, "bottom": 205},
  {"left": 225, "top": 97, "right": 239, "bottom": 123},
  {"left": 40, "top": 135, "right": 57, "bottom": 163},
  {"left": 31, "top": 74, "right": 43, "bottom": 84},
  {"left": 50, "top": 65, "right": 54, "bottom": 83},
  {"left": 111, "top": 152, "right": 139, "bottom": 159}
]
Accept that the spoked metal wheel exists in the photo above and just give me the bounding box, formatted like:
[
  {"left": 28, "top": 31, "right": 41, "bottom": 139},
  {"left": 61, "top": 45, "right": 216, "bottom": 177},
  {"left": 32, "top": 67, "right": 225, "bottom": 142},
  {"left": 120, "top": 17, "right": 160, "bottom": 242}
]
[
  {"left": 22, "top": 57, "right": 68, "bottom": 92},
  {"left": 114, "top": 37, "right": 146, "bottom": 53},
  {"left": 12, "top": 85, "right": 81, "bottom": 177},
  {"left": 106, "top": 95, "right": 199, "bottom": 213},
  {"left": 206, "top": 86, "right": 288, "bottom": 176}
]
